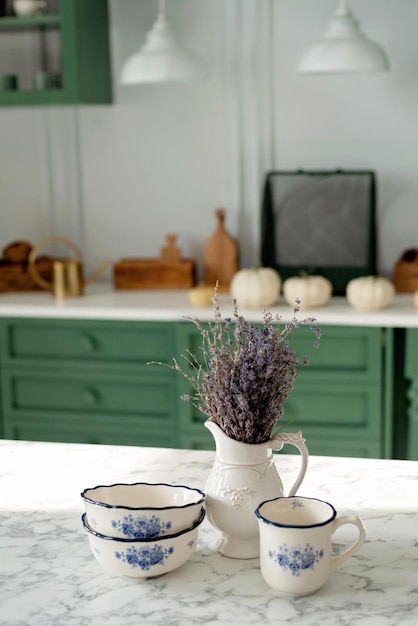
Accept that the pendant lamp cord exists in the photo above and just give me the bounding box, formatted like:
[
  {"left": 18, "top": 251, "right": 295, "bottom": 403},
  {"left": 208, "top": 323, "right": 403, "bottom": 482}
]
[{"left": 158, "top": 0, "right": 166, "bottom": 19}]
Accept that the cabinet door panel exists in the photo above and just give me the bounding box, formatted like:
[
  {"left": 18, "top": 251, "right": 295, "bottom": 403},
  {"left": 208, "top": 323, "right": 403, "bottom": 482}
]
[
  {"left": 405, "top": 329, "right": 418, "bottom": 378},
  {"left": 405, "top": 329, "right": 418, "bottom": 459}
]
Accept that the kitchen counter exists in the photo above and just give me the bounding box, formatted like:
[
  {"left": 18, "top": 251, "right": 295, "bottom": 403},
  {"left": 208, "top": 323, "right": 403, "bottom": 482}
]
[
  {"left": 0, "top": 283, "right": 417, "bottom": 326},
  {"left": 0, "top": 439, "right": 417, "bottom": 626}
]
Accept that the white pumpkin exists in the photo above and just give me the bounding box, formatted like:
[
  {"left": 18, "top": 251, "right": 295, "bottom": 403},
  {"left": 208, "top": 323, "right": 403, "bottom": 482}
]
[
  {"left": 283, "top": 275, "right": 332, "bottom": 309},
  {"left": 346, "top": 276, "right": 395, "bottom": 311},
  {"left": 230, "top": 267, "right": 281, "bottom": 308}
]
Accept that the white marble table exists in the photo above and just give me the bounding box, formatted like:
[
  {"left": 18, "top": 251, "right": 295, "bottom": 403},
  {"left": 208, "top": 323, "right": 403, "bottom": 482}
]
[{"left": 0, "top": 439, "right": 417, "bottom": 626}]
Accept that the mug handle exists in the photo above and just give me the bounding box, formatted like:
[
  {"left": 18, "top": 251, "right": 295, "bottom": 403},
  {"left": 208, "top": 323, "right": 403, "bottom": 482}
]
[
  {"left": 331, "top": 515, "right": 366, "bottom": 571},
  {"left": 269, "top": 430, "right": 309, "bottom": 496}
]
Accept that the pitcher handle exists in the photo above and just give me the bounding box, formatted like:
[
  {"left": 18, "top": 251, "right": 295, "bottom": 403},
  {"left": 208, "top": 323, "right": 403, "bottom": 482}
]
[{"left": 269, "top": 431, "right": 309, "bottom": 497}]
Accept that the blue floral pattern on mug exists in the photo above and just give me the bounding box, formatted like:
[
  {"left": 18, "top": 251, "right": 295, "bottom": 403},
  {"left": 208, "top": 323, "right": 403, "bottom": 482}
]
[
  {"left": 291, "top": 499, "right": 304, "bottom": 509},
  {"left": 115, "top": 545, "right": 174, "bottom": 570},
  {"left": 111, "top": 514, "right": 172, "bottom": 539},
  {"left": 269, "top": 543, "right": 324, "bottom": 576}
]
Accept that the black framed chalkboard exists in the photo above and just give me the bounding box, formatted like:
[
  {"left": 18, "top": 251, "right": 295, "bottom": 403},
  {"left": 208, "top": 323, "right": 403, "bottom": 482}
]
[{"left": 260, "top": 169, "right": 377, "bottom": 295}]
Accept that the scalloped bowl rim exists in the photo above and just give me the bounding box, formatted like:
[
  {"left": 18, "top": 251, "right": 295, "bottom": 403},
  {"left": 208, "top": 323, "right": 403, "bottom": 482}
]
[{"left": 80, "top": 481, "right": 206, "bottom": 511}]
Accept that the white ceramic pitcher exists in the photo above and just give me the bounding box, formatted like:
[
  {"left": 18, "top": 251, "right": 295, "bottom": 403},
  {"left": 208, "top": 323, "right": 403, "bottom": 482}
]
[{"left": 204, "top": 420, "right": 309, "bottom": 559}]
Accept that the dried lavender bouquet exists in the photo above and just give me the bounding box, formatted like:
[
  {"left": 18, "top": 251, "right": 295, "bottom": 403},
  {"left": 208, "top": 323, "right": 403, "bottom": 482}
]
[{"left": 155, "top": 285, "right": 321, "bottom": 445}]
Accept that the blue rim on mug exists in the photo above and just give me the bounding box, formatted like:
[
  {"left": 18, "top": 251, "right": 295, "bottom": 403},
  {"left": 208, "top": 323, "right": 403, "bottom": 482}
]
[{"left": 255, "top": 496, "right": 337, "bottom": 529}]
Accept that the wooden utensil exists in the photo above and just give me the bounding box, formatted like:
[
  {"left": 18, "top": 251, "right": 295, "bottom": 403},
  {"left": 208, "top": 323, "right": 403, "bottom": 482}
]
[{"left": 203, "top": 208, "right": 239, "bottom": 292}]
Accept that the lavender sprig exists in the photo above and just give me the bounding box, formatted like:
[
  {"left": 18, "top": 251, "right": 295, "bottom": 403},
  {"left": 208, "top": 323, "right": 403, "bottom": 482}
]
[{"left": 151, "top": 285, "right": 321, "bottom": 444}]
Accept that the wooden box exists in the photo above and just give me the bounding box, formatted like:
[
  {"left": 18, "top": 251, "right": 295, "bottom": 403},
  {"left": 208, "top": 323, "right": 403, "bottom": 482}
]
[
  {"left": 0, "top": 258, "right": 53, "bottom": 292},
  {"left": 113, "top": 258, "right": 196, "bottom": 290},
  {"left": 113, "top": 235, "right": 196, "bottom": 290},
  {"left": 0, "top": 240, "right": 53, "bottom": 293}
]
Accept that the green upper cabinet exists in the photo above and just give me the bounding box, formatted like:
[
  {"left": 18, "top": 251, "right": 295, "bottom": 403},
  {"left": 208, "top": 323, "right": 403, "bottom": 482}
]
[{"left": 0, "top": 0, "right": 112, "bottom": 105}]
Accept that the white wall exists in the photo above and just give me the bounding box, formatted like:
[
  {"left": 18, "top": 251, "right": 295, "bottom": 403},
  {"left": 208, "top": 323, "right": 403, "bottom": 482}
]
[
  {"left": 274, "top": 0, "right": 418, "bottom": 278},
  {"left": 0, "top": 0, "right": 417, "bottom": 282}
]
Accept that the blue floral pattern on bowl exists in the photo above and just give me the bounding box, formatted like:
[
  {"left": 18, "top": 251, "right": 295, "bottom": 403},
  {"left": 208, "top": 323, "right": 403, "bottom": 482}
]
[
  {"left": 111, "top": 514, "right": 172, "bottom": 539},
  {"left": 269, "top": 543, "right": 324, "bottom": 576},
  {"left": 115, "top": 545, "right": 174, "bottom": 570}
]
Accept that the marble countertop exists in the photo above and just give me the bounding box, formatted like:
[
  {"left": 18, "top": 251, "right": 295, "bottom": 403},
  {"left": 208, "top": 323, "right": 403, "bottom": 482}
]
[
  {"left": 0, "top": 283, "right": 418, "bottom": 327},
  {"left": 0, "top": 439, "right": 417, "bottom": 626}
]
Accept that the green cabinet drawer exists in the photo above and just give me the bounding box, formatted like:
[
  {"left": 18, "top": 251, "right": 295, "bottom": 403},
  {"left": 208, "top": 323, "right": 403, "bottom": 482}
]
[
  {"left": 0, "top": 319, "right": 174, "bottom": 370},
  {"left": 177, "top": 428, "right": 381, "bottom": 458},
  {"left": 2, "top": 369, "right": 177, "bottom": 447},
  {"left": 282, "top": 380, "right": 381, "bottom": 439},
  {"left": 3, "top": 413, "right": 176, "bottom": 448},
  {"left": 2, "top": 370, "right": 176, "bottom": 420},
  {"left": 292, "top": 325, "right": 382, "bottom": 381},
  {"left": 277, "top": 433, "right": 382, "bottom": 459},
  {"left": 178, "top": 430, "right": 215, "bottom": 451},
  {"left": 174, "top": 322, "right": 383, "bottom": 381}
]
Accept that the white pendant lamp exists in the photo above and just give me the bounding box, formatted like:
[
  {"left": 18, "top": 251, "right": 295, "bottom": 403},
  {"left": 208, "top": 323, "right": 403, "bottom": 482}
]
[
  {"left": 120, "top": 0, "right": 207, "bottom": 85},
  {"left": 298, "top": 0, "right": 389, "bottom": 74}
]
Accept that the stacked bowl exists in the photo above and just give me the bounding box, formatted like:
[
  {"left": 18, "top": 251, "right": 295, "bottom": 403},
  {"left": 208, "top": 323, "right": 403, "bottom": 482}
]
[{"left": 81, "top": 481, "right": 206, "bottom": 577}]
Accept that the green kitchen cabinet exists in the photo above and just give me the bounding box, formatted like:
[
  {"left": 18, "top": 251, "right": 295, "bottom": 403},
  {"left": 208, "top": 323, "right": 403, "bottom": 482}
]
[
  {"left": 0, "top": 316, "right": 398, "bottom": 458},
  {"left": 0, "top": 0, "right": 112, "bottom": 106},
  {"left": 0, "top": 369, "right": 3, "bottom": 439},
  {"left": 174, "top": 322, "right": 395, "bottom": 459},
  {"left": 0, "top": 318, "right": 177, "bottom": 446},
  {"left": 404, "top": 328, "right": 418, "bottom": 460}
]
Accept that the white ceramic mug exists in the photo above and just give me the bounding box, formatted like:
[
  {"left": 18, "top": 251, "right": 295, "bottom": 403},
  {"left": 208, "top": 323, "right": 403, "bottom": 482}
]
[{"left": 255, "top": 496, "right": 366, "bottom": 596}]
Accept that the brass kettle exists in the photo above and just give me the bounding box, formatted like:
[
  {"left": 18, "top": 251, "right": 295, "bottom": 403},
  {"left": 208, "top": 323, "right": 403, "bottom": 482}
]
[{"left": 28, "top": 237, "right": 110, "bottom": 298}]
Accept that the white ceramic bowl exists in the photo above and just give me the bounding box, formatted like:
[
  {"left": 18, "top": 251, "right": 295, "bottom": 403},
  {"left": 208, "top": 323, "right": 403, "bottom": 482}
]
[
  {"left": 13, "top": 0, "right": 46, "bottom": 17},
  {"left": 82, "top": 508, "right": 205, "bottom": 578},
  {"left": 81, "top": 482, "right": 206, "bottom": 539}
]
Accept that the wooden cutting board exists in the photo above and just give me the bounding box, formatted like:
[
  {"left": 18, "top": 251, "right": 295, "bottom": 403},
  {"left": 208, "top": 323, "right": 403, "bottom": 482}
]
[{"left": 204, "top": 208, "right": 239, "bottom": 292}]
